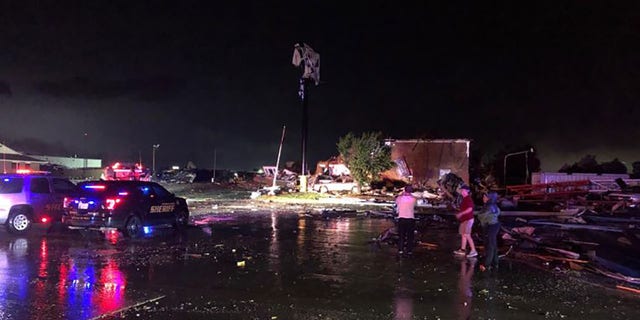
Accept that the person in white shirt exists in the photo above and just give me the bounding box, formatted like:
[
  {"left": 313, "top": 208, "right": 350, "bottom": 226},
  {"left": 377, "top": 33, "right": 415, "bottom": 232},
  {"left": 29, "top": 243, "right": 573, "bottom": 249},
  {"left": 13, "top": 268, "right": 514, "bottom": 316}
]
[{"left": 395, "top": 185, "right": 417, "bottom": 256}]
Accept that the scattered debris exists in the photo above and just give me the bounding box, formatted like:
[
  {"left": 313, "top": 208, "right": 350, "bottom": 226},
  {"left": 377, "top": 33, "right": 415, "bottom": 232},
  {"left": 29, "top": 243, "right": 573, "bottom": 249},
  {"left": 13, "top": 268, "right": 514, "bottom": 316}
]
[{"left": 616, "top": 285, "right": 640, "bottom": 295}]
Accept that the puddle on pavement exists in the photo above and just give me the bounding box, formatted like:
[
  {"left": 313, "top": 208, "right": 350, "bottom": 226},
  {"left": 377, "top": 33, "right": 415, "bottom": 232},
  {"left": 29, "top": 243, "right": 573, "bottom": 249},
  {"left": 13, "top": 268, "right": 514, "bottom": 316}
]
[{"left": 0, "top": 213, "right": 639, "bottom": 319}]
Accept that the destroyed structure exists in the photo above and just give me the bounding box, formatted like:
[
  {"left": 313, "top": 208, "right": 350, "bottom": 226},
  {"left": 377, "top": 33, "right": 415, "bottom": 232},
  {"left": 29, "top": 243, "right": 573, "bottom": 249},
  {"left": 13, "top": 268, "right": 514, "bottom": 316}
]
[
  {"left": 504, "top": 172, "right": 640, "bottom": 213},
  {"left": 382, "top": 139, "right": 470, "bottom": 188}
]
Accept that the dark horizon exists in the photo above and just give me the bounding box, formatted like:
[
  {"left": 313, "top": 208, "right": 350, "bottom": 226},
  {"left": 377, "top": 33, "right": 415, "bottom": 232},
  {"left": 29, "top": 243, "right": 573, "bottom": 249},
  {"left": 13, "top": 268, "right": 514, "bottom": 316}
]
[{"left": 2, "top": 1, "right": 640, "bottom": 172}]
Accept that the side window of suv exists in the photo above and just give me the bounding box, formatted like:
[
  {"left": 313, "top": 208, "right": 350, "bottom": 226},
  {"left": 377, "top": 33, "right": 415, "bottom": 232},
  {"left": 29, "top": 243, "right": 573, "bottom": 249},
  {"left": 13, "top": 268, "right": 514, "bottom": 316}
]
[
  {"left": 30, "top": 178, "right": 50, "bottom": 194},
  {"left": 0, "top": 177, "right": 24, "bottom": 193},
  {"left": 51, "top": 178, "right": 77, "bottom": 193}
]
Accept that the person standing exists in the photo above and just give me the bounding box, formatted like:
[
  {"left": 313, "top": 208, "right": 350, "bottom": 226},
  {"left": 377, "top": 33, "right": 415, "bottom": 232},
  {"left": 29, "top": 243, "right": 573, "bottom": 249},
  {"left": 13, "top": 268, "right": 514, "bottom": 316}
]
[
  {"left": 454, "top": 185, "right": 477, "bottom": 258},
  {"left": 477, "top": 191, "right": 501, "bottom": 271},
  {"left": 396, "top": 185, "right": 417, "bottom": 256}
]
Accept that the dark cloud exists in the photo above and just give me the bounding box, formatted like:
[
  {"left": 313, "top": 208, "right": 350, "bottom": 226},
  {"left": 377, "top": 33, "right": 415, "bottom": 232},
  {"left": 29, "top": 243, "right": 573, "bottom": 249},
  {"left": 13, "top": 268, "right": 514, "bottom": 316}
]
[
  {"left": 34, "top": 75, "right": 185, "bottom": 101},
  {"left": 2, "top": 2, "right": 640, "bottom": 171},
  {"left": 8, "top": 137, "right": 71, "bottom": 156},
  {"left": 0, "top": 81, "right": 11, "bottom": 96}
]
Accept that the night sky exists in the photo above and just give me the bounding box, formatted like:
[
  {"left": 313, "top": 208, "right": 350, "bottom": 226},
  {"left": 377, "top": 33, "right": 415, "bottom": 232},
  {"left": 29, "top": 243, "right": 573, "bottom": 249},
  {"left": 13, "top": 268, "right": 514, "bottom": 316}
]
[{"left": 2, "top": 1, "right": 640, "bottom": 172}]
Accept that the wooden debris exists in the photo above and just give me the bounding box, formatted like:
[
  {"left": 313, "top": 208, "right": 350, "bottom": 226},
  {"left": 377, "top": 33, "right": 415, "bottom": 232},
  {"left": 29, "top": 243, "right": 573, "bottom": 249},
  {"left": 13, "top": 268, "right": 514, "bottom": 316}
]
[
  {"left": 616, "top": 285, "right": 640, "bottom": 295},
  {"left": 569, "top": 261, "right": 584, "bottom": 270},
  {"left": 543, "top": 247, "right": 581, "bottom": 259},
  {"left": 417, "top": 241, "right": 438, "bottom": 248},
  {"left": 528, "top": 221, "right": 624, "bottom": 233},
  {"left": 586, "top": 265, "right": 640, "bottom": 284},
  {"left": 500, "top": 211, "right": 581, "bottom": 217},
  {"left": 563, "top": 239, "right": 600, "bottom": 247},
  {"left": 498, "top": 245, "right": 513, "bottom": 258},
  {"left": 617, "top": 237, "right": 632, "bottom": 246},
  {"left": 511, "top": 226, "right": 536, "bottom": 236},
  {"left": 514, "top": 252, "right": 587, "bottom": 264}
]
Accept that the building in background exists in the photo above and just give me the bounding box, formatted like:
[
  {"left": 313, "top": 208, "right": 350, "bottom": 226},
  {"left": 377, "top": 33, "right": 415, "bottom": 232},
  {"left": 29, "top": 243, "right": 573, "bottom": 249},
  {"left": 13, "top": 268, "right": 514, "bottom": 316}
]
[
  {"left": 0, "top": 142, "right": 101, "bottom": 176},
  {"left": 0, "top": 142, "right": 47, "bottom": 173},
  {"left": 382, "top": 139, "right": 470, "bottom": 187}
]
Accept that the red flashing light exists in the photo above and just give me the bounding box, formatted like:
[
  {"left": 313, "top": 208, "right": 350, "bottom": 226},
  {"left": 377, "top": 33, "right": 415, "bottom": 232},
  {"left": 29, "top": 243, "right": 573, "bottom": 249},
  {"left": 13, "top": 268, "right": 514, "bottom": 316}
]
[
  {"left": 41, "top": 217, "right": 49, "bottom": 223},
  {"left": 106, "top": 198, "right": 121, "bottom": 210},
  {"left": 113, "top": 162, "right": 121, "bottom": 169},
  {"left": 16, "top": 169, "right": 32, "bottom": 174}
]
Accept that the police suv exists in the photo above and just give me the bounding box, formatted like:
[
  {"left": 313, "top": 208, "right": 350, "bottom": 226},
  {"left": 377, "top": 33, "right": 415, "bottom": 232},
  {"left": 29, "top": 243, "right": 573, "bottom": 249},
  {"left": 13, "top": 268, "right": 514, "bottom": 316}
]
[
  {"left": 62, "top": 180, "right": 189, "bottom": 238},
  {"left": 0, "top": 173, "right": 78, "bottom": 234}
]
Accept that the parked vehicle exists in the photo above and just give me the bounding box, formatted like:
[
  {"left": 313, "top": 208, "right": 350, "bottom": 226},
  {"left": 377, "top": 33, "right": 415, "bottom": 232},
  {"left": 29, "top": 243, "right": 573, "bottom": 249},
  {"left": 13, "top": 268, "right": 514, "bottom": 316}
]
[
  {"left": 101, "top": 162, "right": 151, "bottom": 181},
  {"left": 310, "top": 175, "right": 359, "bottom": 193},
  {"left": 62, "top": 180, "right": 189, "bottom": 238},
  {"left": 0, "top": 173, "right": 78, "bottom": 234}
]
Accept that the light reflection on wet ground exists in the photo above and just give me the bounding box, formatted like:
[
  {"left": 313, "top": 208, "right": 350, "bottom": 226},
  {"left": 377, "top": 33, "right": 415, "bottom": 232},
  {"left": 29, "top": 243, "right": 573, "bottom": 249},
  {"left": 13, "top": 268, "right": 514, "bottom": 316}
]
[{"left": 0, "top": 213, "right": 639, "bottom": 319}]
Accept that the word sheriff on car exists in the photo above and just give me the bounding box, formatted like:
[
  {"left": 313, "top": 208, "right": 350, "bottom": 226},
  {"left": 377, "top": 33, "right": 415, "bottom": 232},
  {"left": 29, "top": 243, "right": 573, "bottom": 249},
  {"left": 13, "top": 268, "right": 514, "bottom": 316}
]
[{"left": 62, "top": 180, "right": 189, "bottom": 238}]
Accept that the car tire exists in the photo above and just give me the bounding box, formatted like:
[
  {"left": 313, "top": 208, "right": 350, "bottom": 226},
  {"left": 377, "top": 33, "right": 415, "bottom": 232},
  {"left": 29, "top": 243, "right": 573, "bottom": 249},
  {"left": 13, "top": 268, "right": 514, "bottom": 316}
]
[
  {"left": 173, "top": 210, "right": 189, "bottom": 230},
  {"left": 123, "top": 215, "right": 143, "bottom": 238},
  {"left": 7, "top": 210, "right": 32, "bottom": 234}
]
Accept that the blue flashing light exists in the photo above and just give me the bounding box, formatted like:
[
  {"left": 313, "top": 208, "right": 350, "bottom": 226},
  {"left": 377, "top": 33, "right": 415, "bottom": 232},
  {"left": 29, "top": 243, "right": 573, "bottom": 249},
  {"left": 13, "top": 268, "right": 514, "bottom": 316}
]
[
  {"left": 3, "top": 178, "right": 9, "bottom": 182},
  {"left": 143, "top": 226, "right": 152, "bottom": 234}
]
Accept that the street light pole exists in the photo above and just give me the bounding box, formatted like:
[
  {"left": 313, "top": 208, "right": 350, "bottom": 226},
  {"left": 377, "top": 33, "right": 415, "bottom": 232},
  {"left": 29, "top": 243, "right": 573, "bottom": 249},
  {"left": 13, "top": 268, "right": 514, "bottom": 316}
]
[
  {"left": 152, "top": 144, "right": 160, "bottom": 179},
  {"left": 212, "top": 148, "right": 217, "bottom": 183},
  {"left": 83, "top": 132, "right": 88, "bottom": 179},
  {"left": 503, "top": 147, "right": 534, "bottom": 187}
]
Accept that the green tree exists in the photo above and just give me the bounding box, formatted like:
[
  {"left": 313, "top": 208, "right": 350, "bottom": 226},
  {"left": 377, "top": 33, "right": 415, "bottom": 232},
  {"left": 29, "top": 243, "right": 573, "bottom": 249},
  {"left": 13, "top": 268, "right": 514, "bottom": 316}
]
[{"left": 337, "top": 132, "right": 394, "bottom": 189}]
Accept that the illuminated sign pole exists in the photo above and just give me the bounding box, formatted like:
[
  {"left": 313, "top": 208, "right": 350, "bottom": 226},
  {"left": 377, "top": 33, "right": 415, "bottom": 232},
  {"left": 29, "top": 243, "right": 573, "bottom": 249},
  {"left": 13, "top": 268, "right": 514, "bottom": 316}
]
[{"left": 292, "top": 43, "right": 320, "bottom": 192}]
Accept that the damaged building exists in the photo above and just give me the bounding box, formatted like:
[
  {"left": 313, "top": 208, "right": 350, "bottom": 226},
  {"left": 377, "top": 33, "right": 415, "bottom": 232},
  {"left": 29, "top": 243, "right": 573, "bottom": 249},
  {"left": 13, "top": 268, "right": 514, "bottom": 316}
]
[{"left": 382, "top": 139, "right": 470, "bottom": 187}]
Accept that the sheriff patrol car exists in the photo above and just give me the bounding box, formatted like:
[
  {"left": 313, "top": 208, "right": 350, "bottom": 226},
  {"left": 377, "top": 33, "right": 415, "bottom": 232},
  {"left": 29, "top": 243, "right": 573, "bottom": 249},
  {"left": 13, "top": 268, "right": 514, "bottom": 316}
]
[
  {"left": 62, "top": 180, "right": 189, "bottom": 238},
  {"left": 0, "top": 173, "right": 78, "bottom": 234}
]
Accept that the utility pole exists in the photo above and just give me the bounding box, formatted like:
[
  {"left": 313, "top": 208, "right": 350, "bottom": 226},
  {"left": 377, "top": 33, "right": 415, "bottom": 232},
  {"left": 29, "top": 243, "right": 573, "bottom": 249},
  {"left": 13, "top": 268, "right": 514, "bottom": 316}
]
[
  {"left": 272, "top": 125, "right": 286, "bottom": 191},
  {"left": 292, "top": 43, "right": 320, "bottom": 192}
]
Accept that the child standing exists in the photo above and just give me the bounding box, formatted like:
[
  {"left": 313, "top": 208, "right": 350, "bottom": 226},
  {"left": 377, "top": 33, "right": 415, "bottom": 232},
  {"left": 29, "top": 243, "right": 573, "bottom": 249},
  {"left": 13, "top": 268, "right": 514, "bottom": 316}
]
[{"left": 454, "top": 185, "right": 477, "bottom": 258}]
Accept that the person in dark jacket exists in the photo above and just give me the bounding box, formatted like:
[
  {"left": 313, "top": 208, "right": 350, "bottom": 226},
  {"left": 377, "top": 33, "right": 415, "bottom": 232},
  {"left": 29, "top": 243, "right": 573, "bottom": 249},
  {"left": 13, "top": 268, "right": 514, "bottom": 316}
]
[{"left": 477, "top": 191, "right": 501, "bottom": 271}]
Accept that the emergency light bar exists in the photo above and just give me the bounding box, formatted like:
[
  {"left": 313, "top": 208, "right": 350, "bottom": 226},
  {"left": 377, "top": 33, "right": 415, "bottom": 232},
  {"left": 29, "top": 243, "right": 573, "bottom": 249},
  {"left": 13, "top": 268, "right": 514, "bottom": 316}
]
[{"left": 84, "top": 185, "right": 106, "bottom": 190}]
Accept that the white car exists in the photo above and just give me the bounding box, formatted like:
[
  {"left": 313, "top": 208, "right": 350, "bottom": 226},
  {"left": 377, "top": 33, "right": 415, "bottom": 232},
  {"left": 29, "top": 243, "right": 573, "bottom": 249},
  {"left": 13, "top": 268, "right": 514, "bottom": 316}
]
[{"left": 311, "top": 175, "right": 358, "bottom": 193}]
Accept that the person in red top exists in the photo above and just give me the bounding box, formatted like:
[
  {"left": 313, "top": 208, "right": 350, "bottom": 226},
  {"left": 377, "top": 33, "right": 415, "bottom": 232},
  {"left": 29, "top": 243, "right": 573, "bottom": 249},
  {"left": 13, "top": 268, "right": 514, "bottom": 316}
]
[{"left": 454, "top": 184, "right": 478, "bottom": 258}]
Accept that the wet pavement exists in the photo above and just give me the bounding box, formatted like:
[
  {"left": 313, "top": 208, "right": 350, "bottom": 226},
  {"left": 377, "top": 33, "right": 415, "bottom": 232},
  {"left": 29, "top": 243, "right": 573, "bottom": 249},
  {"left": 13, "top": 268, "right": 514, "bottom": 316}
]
[{"left": 1, "top": 212, "right": 640, "bottom": 320}]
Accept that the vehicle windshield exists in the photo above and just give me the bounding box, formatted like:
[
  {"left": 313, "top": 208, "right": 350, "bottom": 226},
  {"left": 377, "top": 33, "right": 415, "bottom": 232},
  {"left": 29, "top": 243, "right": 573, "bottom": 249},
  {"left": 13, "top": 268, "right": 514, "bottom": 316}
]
[{"left": 0, "top": 177, "right": 24, "bottom": 194}]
